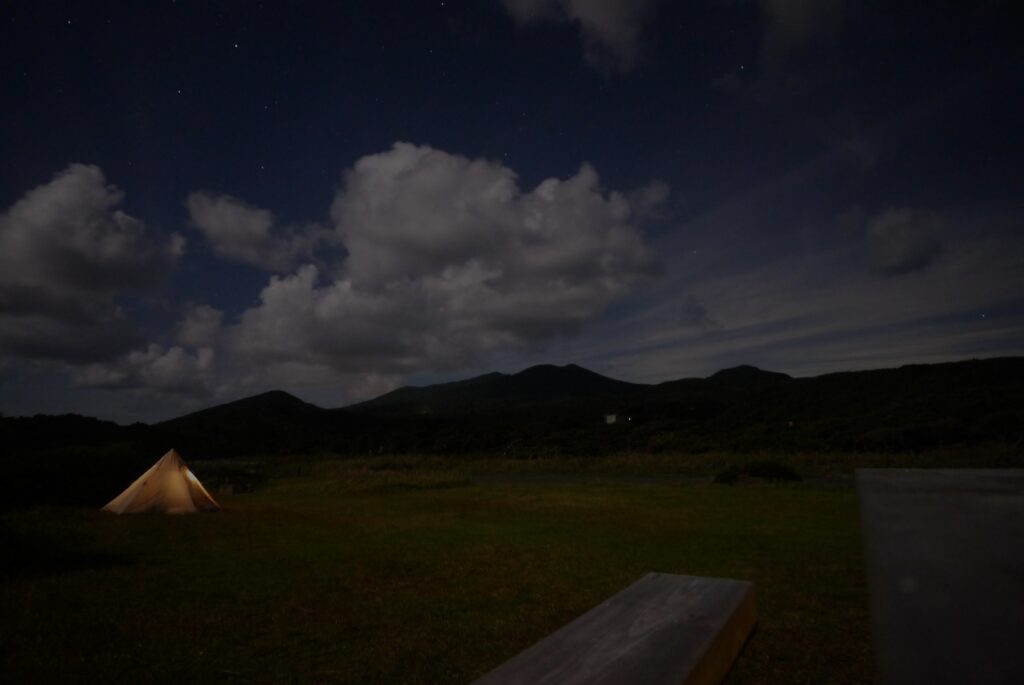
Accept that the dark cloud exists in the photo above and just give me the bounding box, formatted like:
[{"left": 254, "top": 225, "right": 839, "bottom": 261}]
[
  {"left": 678, "top": 295, "right": 722, "bottom": 331},
  {"left": 175, "top": 304, "right": 224, "bottom": 348},
  {"left": 715, "top": 0, "right": 852, "bottom": 100},
  {"left": 0, "top": 164, "right": 183, "bottom": 363},
  {"left": 186, "top": 191, "right": 331, "bottom": 272},
  {"left": 500, "top": 0, "right": 665, "bottom": 72},
  {"left": 0, "top": 315, "right": 144, "bottom": 364},
  {"left": 759, "top": 0, "right": 847, "bottom": 75},
  {"left": 865, "top": 208, "right": 944, "bottom": 276},
  {"left": 0, "top": 285, "right": 101, "bottom": 326}
]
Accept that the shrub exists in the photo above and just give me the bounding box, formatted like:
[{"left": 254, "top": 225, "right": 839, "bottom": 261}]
[{"left": 714, "top": 460, "right": 802, "bottom": 484}]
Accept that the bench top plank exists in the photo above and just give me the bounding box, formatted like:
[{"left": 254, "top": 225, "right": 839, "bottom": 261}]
[{"left": 471, "top": 572, "right": 756, "bottom": 685}]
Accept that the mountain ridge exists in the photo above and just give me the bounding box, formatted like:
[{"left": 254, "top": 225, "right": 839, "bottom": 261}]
[
  {"left": 156, "top": 389, "right": 323, "bottom": 428},
  {"left": 348, "top": 363, "right": 645, "bottom": 416},
  {"left": 3, "top": 357, "right": 1023, "bottom": 463}
]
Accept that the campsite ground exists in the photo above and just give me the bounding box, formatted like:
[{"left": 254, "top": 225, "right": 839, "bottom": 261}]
[{"left": 1, "top": 456, "right": 871, "bottom": 684}]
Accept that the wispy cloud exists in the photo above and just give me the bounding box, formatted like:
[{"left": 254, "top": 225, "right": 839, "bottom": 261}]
[
  {"left": 570, "top": 211, "right": 1024, "bottom": 382},
  {"left": 500, "top": 0, "right": 666, "bottom": 72}
]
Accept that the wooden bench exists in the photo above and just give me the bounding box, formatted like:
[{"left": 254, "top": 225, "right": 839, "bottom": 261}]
[{"left": 471, "top": 572, "right": 757, "bottom": 685}]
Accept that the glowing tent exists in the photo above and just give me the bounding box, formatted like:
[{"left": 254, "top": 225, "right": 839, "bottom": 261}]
[{"left": 102, "top": 449, "right": 220, "bottom": 514}]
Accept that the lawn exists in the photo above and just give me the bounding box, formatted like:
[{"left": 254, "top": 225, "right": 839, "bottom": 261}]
[{"left": 1, "top": 459, "right": 872, "bottom": 684}]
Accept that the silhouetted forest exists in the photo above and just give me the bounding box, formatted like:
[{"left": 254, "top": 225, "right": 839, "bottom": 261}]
[{"left": 3, "top": 357, "right": 1022, "bottom": 507}]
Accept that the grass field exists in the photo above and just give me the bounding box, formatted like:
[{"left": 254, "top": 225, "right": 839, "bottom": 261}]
[{"left": 1, "top": 458, "right": 872, "bottom": 684}]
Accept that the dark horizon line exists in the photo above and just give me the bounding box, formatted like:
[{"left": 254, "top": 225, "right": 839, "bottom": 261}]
[{"left": 4, "top": 354, "right": 1020, "bottom": 427}]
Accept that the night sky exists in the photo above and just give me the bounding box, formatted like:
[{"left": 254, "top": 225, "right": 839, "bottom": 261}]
[{"left": 2, "top": 1, "right": 1022, "bottom": 422}]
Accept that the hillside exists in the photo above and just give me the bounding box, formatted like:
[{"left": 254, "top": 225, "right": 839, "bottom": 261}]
[
  {"left": 349, "top": 363, "right": 644, "bottom": 416},
  {"left": 153, "top": 390, "right": 327, "bottom": 455},
  {"left": 3, "top": 358, "right": 1023, "bottom": 470}
]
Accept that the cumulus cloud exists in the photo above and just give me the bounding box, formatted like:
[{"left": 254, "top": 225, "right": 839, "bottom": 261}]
[
  {"left": 194, "top": 143, "right": 663, "bottom": 384},
  {"left": 333, "top": 143, "right": 657, "bottom": 332},
  {"left": 0, "top": 164, "right": 183, "bottom": 363},
  {"left": 865, "top": 208, "right": 944, "bottom": 276},
  {"left": 75, "top": 303, "right": 224, "bottom": 401},
  {"left": 186, "top": 191, "right": 329, "bottom": 272},
  {"left": 501, "top": 0, "right": 665, "bottom": 72},
  {"left": 176, "top": 304, "right": 224, "bottom": 347},
  {"left": 74, "top": 344, "right": 215, "bottom": 396},
  {"left": 31, "top": 144, "right": 663, "bottom": 404}
]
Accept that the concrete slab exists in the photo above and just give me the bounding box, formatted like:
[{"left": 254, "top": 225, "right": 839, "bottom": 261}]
[{"left": 857, "top": 469, "right": 1024, "bottom": 684}]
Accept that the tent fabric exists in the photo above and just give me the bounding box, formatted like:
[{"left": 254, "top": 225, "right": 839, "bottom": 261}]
[{"left": 102, "top": 449, "right": 220, "bottom": 514}]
